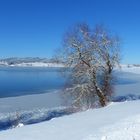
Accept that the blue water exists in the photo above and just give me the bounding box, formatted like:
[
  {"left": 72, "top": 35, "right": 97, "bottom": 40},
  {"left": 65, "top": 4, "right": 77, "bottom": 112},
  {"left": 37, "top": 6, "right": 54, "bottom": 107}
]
[
  {"left": 0, "top": 67, "right": 139, "bottom": 98},
  {"left": 0, "top": 67, "right": 66, "bottom": 98}
]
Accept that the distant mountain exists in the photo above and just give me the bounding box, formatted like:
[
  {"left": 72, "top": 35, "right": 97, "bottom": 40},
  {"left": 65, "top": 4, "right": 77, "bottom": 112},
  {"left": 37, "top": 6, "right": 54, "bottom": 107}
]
[{"left": 0, "top": 57, "right": 62, "bottom": 67}]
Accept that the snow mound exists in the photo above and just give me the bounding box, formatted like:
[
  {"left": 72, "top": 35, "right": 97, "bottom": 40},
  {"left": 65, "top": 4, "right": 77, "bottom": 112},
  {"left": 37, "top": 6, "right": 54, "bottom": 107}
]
[{"left": 0, "top": 107, "right": 75, "bottom": 131}]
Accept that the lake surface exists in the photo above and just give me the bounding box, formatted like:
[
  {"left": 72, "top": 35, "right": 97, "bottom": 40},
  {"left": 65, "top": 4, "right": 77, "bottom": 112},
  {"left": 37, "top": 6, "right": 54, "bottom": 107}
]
[
  {"left": 0, "top": 67, "right": 66, "bottom": 98},
  {"left": 0, "top": 67, "right": 140, "bottom": 98}
]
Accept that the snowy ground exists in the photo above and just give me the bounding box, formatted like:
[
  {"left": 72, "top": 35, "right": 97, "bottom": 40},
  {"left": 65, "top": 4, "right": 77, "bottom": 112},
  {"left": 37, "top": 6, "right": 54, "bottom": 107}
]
[
  {"left": 120, "top": 64, "right": 140, "bottom": 74},
  {"left": 0, "top": 101, "right": 140, "bottom": 140}
]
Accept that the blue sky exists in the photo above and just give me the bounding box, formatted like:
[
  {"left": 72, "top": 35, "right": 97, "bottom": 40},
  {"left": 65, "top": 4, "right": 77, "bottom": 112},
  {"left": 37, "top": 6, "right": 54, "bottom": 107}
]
[{"left": 0, "top": 0, "right": 140, "bottom": 64}]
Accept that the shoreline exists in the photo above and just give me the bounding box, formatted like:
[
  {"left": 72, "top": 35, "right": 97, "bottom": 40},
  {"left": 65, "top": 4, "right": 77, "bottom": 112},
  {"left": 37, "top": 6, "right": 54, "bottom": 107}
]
[{"left": 0, "top": 89, "right": 63, "bottom": 114}]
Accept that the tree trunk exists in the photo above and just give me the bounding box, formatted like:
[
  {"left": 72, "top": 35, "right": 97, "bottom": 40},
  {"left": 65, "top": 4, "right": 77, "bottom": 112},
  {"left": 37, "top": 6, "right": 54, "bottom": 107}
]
[
  {"left": 92, "top": 73, "right": 107, "bottom": 107},
  {"left": 98, "top": 93, "right": 107, "bottom": 107},
  {"left": 94, "top": 84, "right": 107, "bottom": 107}
]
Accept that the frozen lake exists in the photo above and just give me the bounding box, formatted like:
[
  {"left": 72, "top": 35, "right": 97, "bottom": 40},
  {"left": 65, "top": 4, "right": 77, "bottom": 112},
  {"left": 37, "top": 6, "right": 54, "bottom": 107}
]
[
  {"left": 114, "top": 71, "right": 140, "bottom": 97},
  {"left": 0, "top": 67, "right": 66, "bottom": 98}
]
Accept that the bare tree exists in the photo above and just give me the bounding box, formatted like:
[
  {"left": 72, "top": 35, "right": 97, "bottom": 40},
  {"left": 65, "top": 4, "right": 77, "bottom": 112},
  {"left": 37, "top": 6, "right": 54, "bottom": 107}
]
[{"left": 58, "top": 23, "right": 120, "bottom": 108}]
